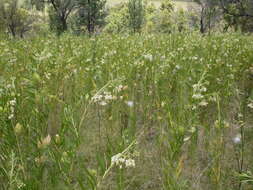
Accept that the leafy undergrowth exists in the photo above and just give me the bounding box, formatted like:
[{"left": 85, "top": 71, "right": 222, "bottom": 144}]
[{"left": 0, "top": 33, "right": 253, "bottom": 190}]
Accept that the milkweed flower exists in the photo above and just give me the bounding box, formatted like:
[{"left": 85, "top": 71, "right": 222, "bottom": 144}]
[
  {"left": 111, "top": 153, "right": 136, "bottom": 169},
  {"left": 125, "top": 159, "right": 135, "bottom": 168}
]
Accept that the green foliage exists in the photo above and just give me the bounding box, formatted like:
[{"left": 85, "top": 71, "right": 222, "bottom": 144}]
[
  {"left": 24, "top": 0, "right": 45, "bottom": 10},
  {"left": 0, "top": 0, "right": 35, "bottom": 37},
  {"left": 144, "top": 1, "right": 190, "bottom": 33},
  {"left": 103, "top": 3, "right": 129, "bottom": 33},
  {"left": 142, "top": 2, "right": 157, "bottom": 32},
  {"left": 75, "top": 0, "right": 107, "bottom": 34},
  {"left": 237, "top": 171, "right": 253, "bottom": 185},
  {"left": 48, "top": 6, "right": 66, "bottom": 35},
  {"left": 42, "top": 0, "right": 77, "bottom": 35},
  {"left": 127, "top": 0, "right": 145, "bottom": 33},
  {"left": 155, "top": 0, "right": 174, "bottom": 33},
  {"left": 221, "top": 0, "right": 253, "bottom": 32},
  {"left": 160, "top": 0, "right": 173, "bottom": 12}
]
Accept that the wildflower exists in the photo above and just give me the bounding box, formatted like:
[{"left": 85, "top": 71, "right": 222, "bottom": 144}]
[
  {"left": 45, "top": 73, "right": 51, "bottom": 80},
  {"left": 184, "top": 136, "right": 191, "bottom": 142},
  {"left": 104, "top": 94, "right": 113, "bottom": 100},
  {"left": 92, "top": 94, "right": 103, "bottom": 102},
  {"left": 99, "top": 101, "right": 107, "bottom": 106},
  {"left": 199, "top": 100, "right": 208, "bottom": 107},
  {"left": 233, "top": 134, "right": 241, "bottom": 144},
  {"left": 10, "top": 106, "right": 14, "bottom": 113},
  {"left": 200, "top": 87, "right": 207, "bottom": 92},
  {"left": 35, "top": 155, "right": 47, "bottom": 164},
  {"left": 189, "top": 127, "right": 196, "bottom": 133},
  {"left": 192, "top": 84, "right": 199, "bottom": 90},
  {"left": 248, "top": 102, "right": 253, "bottom": 109},
  {"left": 16, "top": 179, "right": 26, "bottom": 189},
  {"left": 143, "top": 54, "right": 153, "bottom": 61},
  {"left": 126, "top": 101, "right": 134, "bottom": 107},
  {"left": 6, "top": 84, "right": 12, "bottom": 89},
  {"left": 125, "top": 159, "right": 135, "bottom": 168},
  {"left": 9, "top": 98, "right": 16, "bottom": 106},
  {"left": 111, "top": 153, "right": 136, "bottom": 169},
  {"left": 8, "top": 114, "right": 14, "bottom": 120},
  {"left": 192, "top": 105, "right": 197, "bottom": 110},
  {"left": 111, "top": 153, "right": 123, "bottom": 166},
  {"left": 115, "top": 85, "right": 124, "bottom": 92},
  {"left": 192, "top": 94, "right": 204, "bottom": 100},
  {"left": 238, "top": 113, "right": 243, "bottom": 118},
  {"left": 175, "top": 65, "right": 181, "bottom": 70}
]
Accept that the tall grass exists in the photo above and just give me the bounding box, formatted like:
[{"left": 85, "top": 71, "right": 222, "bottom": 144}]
[{"left": 0, "top": 33, "right": 253, "bottom": 190}]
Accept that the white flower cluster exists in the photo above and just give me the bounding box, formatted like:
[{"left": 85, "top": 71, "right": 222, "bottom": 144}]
[
  {"left": 92, "top": 91, "right": 116, "bottom": 106},
  {"left": 114, "top": 85, "right": 128, "bottom": 93},
  {"left": 143, "top": 54, "right": 153, "bottom": 62},
  {"left": 45, "top": 72, "right": 51, "bottom": 80},
  {"left": 7, "top": 98, "right": 16, "bottom": 120},
  {"left": 34, "top": 49, "right": 53, "bottom": 61},
  {"left": 192, "top": 83, "right": 207, "bottom": 99},
  {"left": 192, "top": 83, "right": 208, "bottom": 108},
  {"left": 111, "top": 153, "right": 135, "bottom": 169},
  {"left": 247, "top": 99, "right": 253, "bottom": 109}
]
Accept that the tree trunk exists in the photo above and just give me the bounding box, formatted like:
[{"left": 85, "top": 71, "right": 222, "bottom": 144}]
[
  {"left": 9, "top": 23, "right": 16, "bottom": 37},
  {"left": 61, "top": 16, "right": 68, "bottom": 32},
  {"left": 200, "top": 7, "right": 205, "bottom": 33},
  {"left": 87, "top": 0, "right": 92, "bottom": 34}
]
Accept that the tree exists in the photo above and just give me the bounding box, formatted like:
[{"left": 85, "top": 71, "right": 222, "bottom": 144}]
[
  {"left": 219, "top": 0, "right": 253, "bottom": 32},
  {"left": 103, "top": 3, "right": 129, "bottom": 33},
  {"left": 0, "top": 0, "right": 35, "bottom": 37},
  {"left": 194, "top": 0, "right": 220, "bottom": 33},
  {"left": 127, "top": 0, "right": 145, "bottom": 33},
  {"left": 156, "top": 0, "right": 174, "bottom": 33},
  {"left": 76, "top": 0, "right": 106, "bottom": 34},
  {"left": 25, "top": 0, "right": 45, "bottom": 10},
  {"left": 35, "top": 0, "right": 77, "bottom": 35}
]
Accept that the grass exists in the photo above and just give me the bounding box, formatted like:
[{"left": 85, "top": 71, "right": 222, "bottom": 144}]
[{"left": 0, "top": 33, "right": 253, "bottom": 190}]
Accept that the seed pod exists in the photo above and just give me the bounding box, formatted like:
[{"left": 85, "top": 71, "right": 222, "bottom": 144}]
[{"left": 14, "top": 123, "right": 23, "bottom": 135}]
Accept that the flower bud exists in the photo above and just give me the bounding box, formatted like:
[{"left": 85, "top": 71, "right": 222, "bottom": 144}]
[
  {"left": 14, "top": 123, "right": 22, "bottom": 135},
  {"left": 55, "top": 134, "right": 60, "bottom": 144},
  {"left": 38, "top": 135, "right": 51, "bottom": 149}
]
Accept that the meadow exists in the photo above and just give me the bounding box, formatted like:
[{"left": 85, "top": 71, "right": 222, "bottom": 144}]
[{"left": 0, "top": 33, "right": 253, "bottom": 190}]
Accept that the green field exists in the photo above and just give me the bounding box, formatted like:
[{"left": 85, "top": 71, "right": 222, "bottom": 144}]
[{"left": 0, "top": 33, "right": 253, "bottom": 189}]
